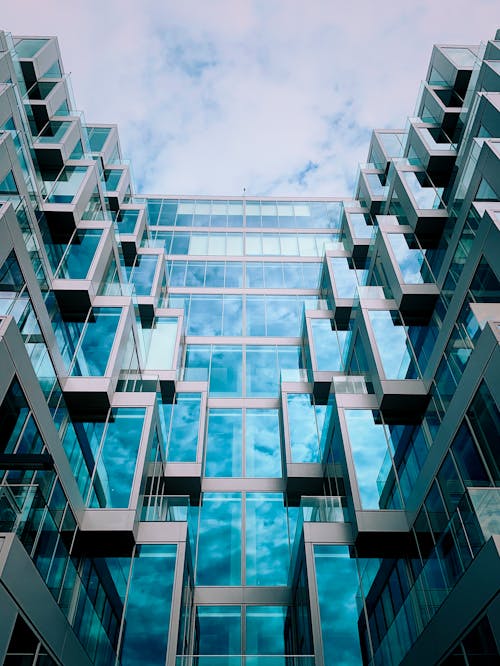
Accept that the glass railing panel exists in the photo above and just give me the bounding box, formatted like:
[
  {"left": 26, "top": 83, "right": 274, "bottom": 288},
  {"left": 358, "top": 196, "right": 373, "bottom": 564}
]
[
  {"left": 467, "top": 487, "right": 500, "bottom": 540},
  {"left": 387, "top": 233, "right": 435, "bottom": 284}
]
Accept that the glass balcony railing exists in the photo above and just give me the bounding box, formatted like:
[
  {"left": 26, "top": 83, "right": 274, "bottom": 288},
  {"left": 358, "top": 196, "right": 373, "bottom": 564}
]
[
  {"left": 141, "top": 495, "right": 189, "bottom": 522},
  {"left": 467, "top": 487, "right": 500, "bottom": 540},
  {"left": 175, "top": 656, "right": 316, "bottom": 665},
  {"left": 300, "top": 496, "right": 349, "bottom": 523}
]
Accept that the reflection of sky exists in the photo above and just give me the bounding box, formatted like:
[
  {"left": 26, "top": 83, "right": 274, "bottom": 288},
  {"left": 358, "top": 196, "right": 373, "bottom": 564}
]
[
  {"left": 344, "top": 409, "right": 389, "bottom": 509},
  {"left": 196, "top": 493, "right": 241, "bottom": 585},
  {"left": 387, "top": 234, "right": 426, "bottom": 284},
  {"left": 91, "top": 408, "right": 145, "bottom": 508},
  {"left": 246, "top": 607, "right": 286, "bottom": 654},
  {"left": 314, "top": 545, "right": 363, "bottom": 666},
  {"left": 205, "top": 409, "right": 242, "bottom": 476},
  {"left": 245, "top": 409, "right": 282, "bottom": 477},
  {"left": 311, "top": 319, "right": 346, "bottom": 371},
  {"left": 246, "top": 494, "right": 289, "bottom": 586},
  {"left": 164, "top": 393, "right": 201, "bottom": 462},
  {"left": 287, "top": 394, "right": 321, "bottom": 462},
  {"left": 368, "top": 310, "right": 411, "bottom": 379},
  {"left": 196, "top": 606, "right": 241, "bottom": 655},
  {"left": 120, "top": 545, "right": 176, "bottom": 666},
  {"left": 330, "top": 258, "right": 358, "bottom": 299}
]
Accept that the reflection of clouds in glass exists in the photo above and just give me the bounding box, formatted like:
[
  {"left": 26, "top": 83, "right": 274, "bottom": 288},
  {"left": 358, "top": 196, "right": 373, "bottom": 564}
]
[
  {"left": 246, "top": 409, "right": 282, "bottom": 477},
  {"left": 196, "top": 493, "right": 241, "bottom": 585},
  {"left": 287, "top": 394, "right": 321, "bottom": 462},
  {"left": 246, "top": 494, "right": 289, "bottom": 585},
  {"left": 314, "top": 545, "right": 363, "bottom": 666},
  {"left": 92, "top": 408, "right": 145, "bottom": 508},
  {"left": 166, "top": 393, "right": 201, "bottom": 461},
  {"left": 121, "top": 545, "right": 176, "bottom": 666},
  {"left": 344, "top": 409, "right": 389, "bottom": 509},
  {"left": 246, "top": 607, "right": 286, "bottom": 654},
  {"left": 368, "top": 310, "right": 410, "bottom": 379},
  {"left": 196, "top": 606, "right": 241, "bottom": 655},
  {"left": 205, "top": 409, "right": 242, "bottom": 476}
]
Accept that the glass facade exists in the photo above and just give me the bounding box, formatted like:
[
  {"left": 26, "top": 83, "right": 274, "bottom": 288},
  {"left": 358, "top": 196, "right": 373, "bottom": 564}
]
[{"left": 0, "top": 26, "right": 498, "bottom": 666}]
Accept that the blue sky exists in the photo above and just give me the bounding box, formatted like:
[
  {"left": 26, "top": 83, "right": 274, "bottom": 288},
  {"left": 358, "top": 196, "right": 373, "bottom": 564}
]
[{"left": 2, "top": 1, "right": 498, "bottom": 196}]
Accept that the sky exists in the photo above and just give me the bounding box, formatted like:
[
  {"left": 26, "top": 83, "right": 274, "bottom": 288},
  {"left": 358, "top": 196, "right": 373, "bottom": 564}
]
[{"left": 2, "top": 1, "right": 498, "bottom": 197}]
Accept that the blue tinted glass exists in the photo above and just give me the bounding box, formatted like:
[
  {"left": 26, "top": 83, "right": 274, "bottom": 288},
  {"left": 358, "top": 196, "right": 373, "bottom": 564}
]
[
  {"left": 344, "top": 409, "right": 398, "bottom": 510},
  {"left": 205, "top": 409, "right": 242, "bottom": 477},
  {"left": 368, "top": 310, "right": 418, "bottom": 379},
  {"left": 246, "top": 607, "right": 286, "bottom": 654},
  {"left": 314, "top": 545, "right": 363, "bottom": 666},
  {"left": 246, "top": 346, "right": 278, "bottom": 397},
  {"left": 246, "top": 493, "right": 289, "bottom": 585},
  {"left": 310, "top": 319, "right": 347, "bottom": 371},
  {"left": 163, "top": 394, "right": 201, "bottom": 462},
  {"left": 188, "top": 295, "right": 223, "bottom": 335},
  {"left": 71, "top": 308, "right": 121, "bottom": 376},
  {"left": 196, "top": 606, "right": 241, "bottom": 656},
  {"left": 209, "top": 346, "right": 242, "bottom": 396},
  {"left": 90, "top": 408, "right": 145, "bottom": 508},
  {"left": 245, "top": 409, "right": 282, "bottom": 477},
  {"left": 222, "top": 296, "right": 243, "bottom": 335},
  {"left": 287, "top": 394, "right": 321, "bottom": 462},
  {"left": 120, "top": 545, "right": 177, "bottom": 666},
  {"left": 196, "top": 493, "right": 241, "bottom": 585},
  {"left": 184, "top": 345, "right": 210, "bottom": 381}
]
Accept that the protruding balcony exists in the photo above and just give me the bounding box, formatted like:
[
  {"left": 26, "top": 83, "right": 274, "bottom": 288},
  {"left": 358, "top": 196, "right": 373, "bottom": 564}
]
[
  {"left": 375, "top": 216, "right": 440, "bottom": 323},
  {"left": 321, "top": 252, "right": 361, "bottom": 326},
  {"left": 32, "top": 117, "right": 82, "bottom": 170},
  {"left": 406, "top": 119, "right": 457, "bottom": 185},
  {"left": 41, "top": 161, "right": 100, "bottom": 241},
  {"left": 102, "top": 165, "right": 131, "bottom": 211},
  {"left": 127, "top": 249, "right": 165, "bottom": 325},
  {"left": 356, "top": 166, "right": 389, "bottom": 214},
  {"left": 13, "top": 36, "right": 62, "bottom": 88},
  {"left": 51, "top": 224, "right": 114, "bottom": 318},
  {"left": 113, "top": 204, "right": 147, "bottom": 265},
  {"left": 417, "top": 82, "right": 464, "bottom": 138},
  {"left": 142, "top": 309, "right": 184, "bottom": 400},
  {"left": 340, "top": 205, "right": 376, "bottom": 261},
  {"left": 24, "top": 77, "right": 70, "bottom": 133},
  {"left": 392, "top": 164, "right": 448, "bottom": 244},
  {"left": 353, "top": 291, "right": 430, "bottom": 421},
  {"left": 61, "top": 301, "right": 134, "bottom": 419}
]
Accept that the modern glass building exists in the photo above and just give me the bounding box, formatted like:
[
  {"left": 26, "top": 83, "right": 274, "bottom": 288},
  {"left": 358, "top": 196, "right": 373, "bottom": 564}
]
[{"left": 0, "top": 27, "right": 499, "bottom": 666}]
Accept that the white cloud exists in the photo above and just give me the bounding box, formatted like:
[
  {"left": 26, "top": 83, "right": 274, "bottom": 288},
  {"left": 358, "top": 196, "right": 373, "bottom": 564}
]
[{"left": 2, "top": 0, "right": 498, "bottom": 196}]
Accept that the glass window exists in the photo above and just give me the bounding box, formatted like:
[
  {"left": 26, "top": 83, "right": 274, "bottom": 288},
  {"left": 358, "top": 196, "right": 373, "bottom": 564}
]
[
  {"left": 210, "top": 346, "right": 242, "bottom": 396},
  {"left": 246, "top": 607, "right": 287, "bottom": 655},
  {"left": 195, "top": 606, "right": 241, "bottom": 656},
  {"left": 467, "top": 381, "right": 500, "bottom": 484},
  {"left": 314, "top": 545, "right": 364, "bottom": 666},
  {"left": 145, "top": 317, "right": 178, "bottom": 370},
  {"left": 310, "top": 319, "right": 348, "bottom": 371},
  {"left": 71, "top": 308, "right": 121, "bottom": 376},
  {"left": 246, "top": 493, "right": 289, "bottom": 585},
  {"left": 451, "top": 422, "right": 490, "bottom": 487},
  {"left": 161, "top": 393, "right": 201, "bottom": 462},
  {"left": 15, "top": 38, "right": 48, "bottom": 57},
  {"left": 205, "top": 409, "right": 242, "bottom": 477},
  {"left": 368, "top": 310, "right": 419, "bottom": 380},
  {"left": 196, "top": 493, "right": 241, "bottom": 585},
  {"left": 119, "top": 545, "right": 177, "bottom": 666},
  {"left": 344, "top": 409, "right": 399, "bottom": 510},
  {"left": 89, "top": 408, "right": 145, "bottom": 508},
  {"left": 245, "top": 409, "right": 282, "bottom": 477},
  {"left": 330, "top": 258, "right": 358, "bottom": 298},
  {"left": 246, "top": 346, "right": 278, "bottom": 397},
  {"left": 287, "top": 394, "right": 322, "bottom": 463}
]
